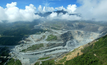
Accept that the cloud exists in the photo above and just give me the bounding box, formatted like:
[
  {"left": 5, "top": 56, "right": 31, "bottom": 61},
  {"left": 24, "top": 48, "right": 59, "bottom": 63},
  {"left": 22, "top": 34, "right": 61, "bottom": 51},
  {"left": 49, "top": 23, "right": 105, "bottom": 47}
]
[
  {"left": 76, "top": 0, "right": 107, "bottom": 21},
  {"left": 45, "top": 7, "right": 55, "bottom": 12},
  {"left": 38, "top": 5, "right": 43, "bottom": 12},
  {"left": 37, "top": 5, "right": 68, "bottom": 13},
  {"left": 0, "top": 2, "right": 42, "bottom": 22},
  {"left": 55, "top": 4, "right": 77, "bottom": 13},
  {"left": 48, "top": 12, "right": 57, "bottom": 18},
  {"left": 0, "top": 6, "right": 7, "bottom": 22},
  {"left": 47, "top": 12, "right": 81, "bottom": 20},
  {"left": 67, "top": 4, "right": 77, "bottom": 13},
  {"left": 0, "top": 2, "right": 80, "bottom": 22},
  {"left": 38, "top": 5, "right": 55, "bottom": 13},
  {"left": 6, "top": 2, "right": 17, "bottom": 8},
  {"left": 1, "top": 1, "right": 107, "bottom": 22},
  {"left": 46, "top": 4, "right": 80, "bottom": 20},
  {"left": 59, "top": 13, "right": 81, "bottom": 20},
  {"left": 55, "top": 6, "right": 66, "bottom": 10}
]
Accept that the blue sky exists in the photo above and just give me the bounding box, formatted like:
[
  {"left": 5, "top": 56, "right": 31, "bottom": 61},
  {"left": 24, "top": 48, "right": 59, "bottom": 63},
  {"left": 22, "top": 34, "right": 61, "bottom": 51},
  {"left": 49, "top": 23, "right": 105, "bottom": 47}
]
[{"left": 0, "top": 0, "right": 80, "bottom": 9}]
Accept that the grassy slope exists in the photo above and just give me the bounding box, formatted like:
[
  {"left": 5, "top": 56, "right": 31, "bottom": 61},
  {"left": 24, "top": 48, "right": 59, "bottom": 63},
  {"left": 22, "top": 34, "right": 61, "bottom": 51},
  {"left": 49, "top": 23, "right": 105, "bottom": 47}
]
[
  {"left": 46, "top": 35, "right": 57, "bottom": 41},
  {"left": 21, "top": 43, "right": 44, "bottom": 52},
  {"left": 35, "top": 59, "right": 55, "bottom": 65},
  {"left": 39, "top": 57, "right": 50, "bottom": 60},
  {"left": 6, "top": 58, "right": 22, "bottom": 65},
  {"left": 65, "top": 35, "right": 107, "bottom": 65}
]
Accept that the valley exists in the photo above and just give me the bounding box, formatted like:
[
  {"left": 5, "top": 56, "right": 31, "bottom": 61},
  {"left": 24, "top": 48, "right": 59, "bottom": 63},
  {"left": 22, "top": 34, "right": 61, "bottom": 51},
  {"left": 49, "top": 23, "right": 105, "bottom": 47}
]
[
  {"left": 8, "top": 21, "right": 107, "bottom": 65},
  {"left": 0, "top": 1, "right": 107, "bottom": 65}
]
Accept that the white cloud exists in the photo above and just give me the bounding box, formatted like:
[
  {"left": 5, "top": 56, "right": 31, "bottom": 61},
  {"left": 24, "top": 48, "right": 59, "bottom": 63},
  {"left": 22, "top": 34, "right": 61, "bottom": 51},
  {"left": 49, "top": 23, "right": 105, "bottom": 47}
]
[
  {"left": 49, "top": 12, "right": 57, "bottom": 18},
  {"left": 6, "top": 2, "right": 17, "bottom": 8},
  {"left": 59, "top": 13, "right": 81, "bottom": 20},
  {"left": 0, "top": 2, "right": 42, "bottom": 22},
  {"left": 1, "top": 1, "right": 107, "bottom": 22},
  {"left": 67, "top": 4, "right": 77, "bottom": 13},
  {"left": 47, "top": 12, "right": 57, "bottom": 20},
  {"left": 46, "top": 4, "right": 80, "bottom": 20},
  {"left": 55, "top": 4, "right": 77, "bottom": 14},
  {"left": 55, "top": 6, "right": 66, "bottom": 10},
  {"left": 77, "top": 0, "right": 107, "bottom": 21},
  {"left": 38, "top": 5, "right": 42, "bottom": 12},
  {"left": 0, "top": 2, "right": 80, "bottom": 22},
  {"left": 0, "top": 7, "right": 7, "bottom": 22},
  {"left": 38, "top": 5, "right": 55, "bottom": 13},
  {"left": 46, "top": 7, "right": 55, "bottom": 12},
  {"left": 47, "top": 12, "right": 81, "bottom": 20}
]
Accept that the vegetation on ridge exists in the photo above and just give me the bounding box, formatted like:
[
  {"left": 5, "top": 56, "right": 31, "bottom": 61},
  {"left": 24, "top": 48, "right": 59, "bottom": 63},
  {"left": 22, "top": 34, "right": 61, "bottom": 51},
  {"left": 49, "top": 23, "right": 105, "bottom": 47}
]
[
  {"left": 6, "top": 58, "right": 22, "bottom": 65},
  {"left": 39, "top": 56, "right": 50, "bottom": 60},
  {"left": 65, "top": 35, "right": 107, "bottom": 65},
  {"left": 0, "top": 21, "right": 47, "bottom": 45},
  {"left": 46, "top": 35, "right": 57, "bottom": 41},
  {"left": 21, "top": 43, "right": 44, "bottom": 52}
]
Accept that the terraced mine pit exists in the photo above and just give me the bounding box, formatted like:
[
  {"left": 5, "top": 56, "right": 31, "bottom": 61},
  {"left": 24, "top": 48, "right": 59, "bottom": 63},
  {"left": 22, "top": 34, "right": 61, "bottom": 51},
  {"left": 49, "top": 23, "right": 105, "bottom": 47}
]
[{"left": 10, "top": 21, "right": 107, "bottom": 65}]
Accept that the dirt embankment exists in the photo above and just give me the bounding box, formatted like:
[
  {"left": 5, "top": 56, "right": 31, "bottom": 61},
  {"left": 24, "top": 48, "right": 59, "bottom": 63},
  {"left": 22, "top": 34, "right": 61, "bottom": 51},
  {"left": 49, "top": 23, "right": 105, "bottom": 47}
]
[{"left": 55, "top": 39, "right": 98, "bottom": 65}]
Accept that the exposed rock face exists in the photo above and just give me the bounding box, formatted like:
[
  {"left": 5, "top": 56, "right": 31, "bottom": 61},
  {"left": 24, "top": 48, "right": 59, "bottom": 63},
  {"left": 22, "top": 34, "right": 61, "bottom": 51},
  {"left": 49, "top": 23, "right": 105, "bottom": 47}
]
[
  {"left": 60, "top": 30, "right": 100, "bottom": 50},
  {"left": 10, "top": 21, "right": 107, "bottom": 65},
  {"left": 61, "top": 31, "right": 74, "bottom": 46}
]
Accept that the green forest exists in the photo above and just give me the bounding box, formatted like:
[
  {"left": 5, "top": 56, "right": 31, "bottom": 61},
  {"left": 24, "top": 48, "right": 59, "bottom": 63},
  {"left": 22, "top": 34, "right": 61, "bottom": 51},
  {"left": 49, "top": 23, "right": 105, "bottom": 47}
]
[
  {"left": 65, "top": 35, "right": 107, "bottom": 65},
  {"left": 0, "top": 21, "right": 47, "bottom": 45},
  {"left": 6, "top": 58, "right": 22, "bottom": 65}
]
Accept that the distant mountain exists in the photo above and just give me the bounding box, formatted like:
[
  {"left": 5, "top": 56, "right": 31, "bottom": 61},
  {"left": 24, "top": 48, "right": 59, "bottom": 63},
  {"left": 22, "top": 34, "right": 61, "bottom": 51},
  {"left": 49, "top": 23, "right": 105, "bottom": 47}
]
[{"left": 35, "top": 10, "right": 81, "bottom": 17}]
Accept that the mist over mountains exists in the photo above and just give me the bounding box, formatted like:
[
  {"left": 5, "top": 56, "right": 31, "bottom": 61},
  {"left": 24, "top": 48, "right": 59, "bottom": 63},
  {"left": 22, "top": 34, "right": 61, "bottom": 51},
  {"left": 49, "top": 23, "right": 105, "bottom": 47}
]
[
  {"left": 0, "top": 0, "right": 107, "bottom": 23},
  {"left": 0, "top": 2, "right": 78, "bottom": 22},
  {"left": 35, "top": 10, "right": 81, "bottom": 17}
]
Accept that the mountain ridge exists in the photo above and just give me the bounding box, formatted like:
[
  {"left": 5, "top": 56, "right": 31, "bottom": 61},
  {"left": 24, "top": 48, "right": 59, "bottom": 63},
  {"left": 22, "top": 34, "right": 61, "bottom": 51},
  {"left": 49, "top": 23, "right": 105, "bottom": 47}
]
[{"left": 35, "top": 10, "right": 81, "bottom": 17}]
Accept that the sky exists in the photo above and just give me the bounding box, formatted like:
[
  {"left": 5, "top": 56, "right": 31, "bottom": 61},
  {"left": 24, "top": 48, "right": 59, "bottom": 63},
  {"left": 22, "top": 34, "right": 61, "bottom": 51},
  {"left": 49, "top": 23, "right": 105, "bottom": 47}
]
[
  {"left": 0, "top": 0, "right": 107, "bottom": 22},
  {"left": 0, "top": 0, "right": 79, "bottom": 9}
]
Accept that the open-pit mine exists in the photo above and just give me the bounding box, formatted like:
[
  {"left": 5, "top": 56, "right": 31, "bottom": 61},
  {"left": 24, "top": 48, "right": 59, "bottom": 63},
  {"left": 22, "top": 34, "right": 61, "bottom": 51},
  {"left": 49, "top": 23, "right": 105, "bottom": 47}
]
[{"left": 10, "top": 21, "right": 107, "bottom": 65}]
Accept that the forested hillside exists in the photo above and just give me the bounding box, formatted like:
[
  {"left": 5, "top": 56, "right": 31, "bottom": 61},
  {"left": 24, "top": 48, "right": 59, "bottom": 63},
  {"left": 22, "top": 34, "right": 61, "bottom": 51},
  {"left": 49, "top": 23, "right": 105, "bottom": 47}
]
[
  {"left": 65, "top": 35, "right": 107, "bottom": 65},
  {"left": 0, "top": 21, "right": 47, "bottom": 45}
]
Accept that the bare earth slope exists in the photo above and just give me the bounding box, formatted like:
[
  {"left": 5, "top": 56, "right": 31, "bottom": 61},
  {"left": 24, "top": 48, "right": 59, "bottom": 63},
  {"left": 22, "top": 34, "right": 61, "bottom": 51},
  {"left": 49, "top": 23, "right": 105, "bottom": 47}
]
[{"left": 10, "top": 21, "right": 107, "bottom": 65}]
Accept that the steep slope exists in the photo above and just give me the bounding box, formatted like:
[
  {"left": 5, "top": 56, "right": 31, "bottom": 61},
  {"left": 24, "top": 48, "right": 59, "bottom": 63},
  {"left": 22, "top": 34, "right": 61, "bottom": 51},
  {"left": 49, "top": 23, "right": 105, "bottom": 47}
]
[
  {"left": 64, "top": 34, "right": 107, "bottom": 65},
  {"left": 10, "top": 21, "right": 107, "bottom": 65},
  {"left": 36, "top": 34, "right": 107, "bottom": 65}
]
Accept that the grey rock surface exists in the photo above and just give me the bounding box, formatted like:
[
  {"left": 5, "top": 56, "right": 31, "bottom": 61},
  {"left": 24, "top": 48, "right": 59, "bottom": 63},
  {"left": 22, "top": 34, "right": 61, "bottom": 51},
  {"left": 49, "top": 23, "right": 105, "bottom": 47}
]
[{"left": 10, "top": 21, "right": 107, "bottom": 65}]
